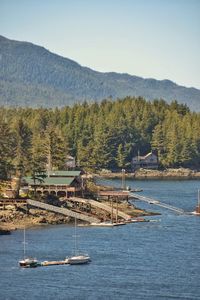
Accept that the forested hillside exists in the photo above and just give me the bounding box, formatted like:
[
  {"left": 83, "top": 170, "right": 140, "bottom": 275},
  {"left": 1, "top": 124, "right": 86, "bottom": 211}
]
[
  {"left": 1, "top": 35, "right": 200, "bottom": 110},
  {"left": 0, "top": 97, "right": 200, "bottom": 180}
]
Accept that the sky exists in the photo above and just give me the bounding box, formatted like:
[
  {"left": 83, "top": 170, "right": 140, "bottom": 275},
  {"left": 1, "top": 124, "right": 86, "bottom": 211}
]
[{"left": 1, "top": 0, "right": 200, "bottom": 89}]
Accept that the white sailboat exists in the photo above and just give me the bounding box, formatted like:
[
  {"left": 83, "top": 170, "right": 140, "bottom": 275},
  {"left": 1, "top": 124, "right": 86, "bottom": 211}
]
[
  {"left": 192, "top": 189, "right": 200, "bottom": 215},
  {"left": 67, "top": 217, "right": 91, "bottom": 265},
  {"left": 19, "top": 227, "right": 38, "bottom": 268}
]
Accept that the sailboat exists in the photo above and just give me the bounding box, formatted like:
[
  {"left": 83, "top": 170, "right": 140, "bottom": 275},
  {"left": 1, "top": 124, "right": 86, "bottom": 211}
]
[
  {"left": 19, "top": 227, "right": 38, "bottom": 268},
  {"left": 67, "top": 217, "right": 91, "bottom": 265},
  {"left": 192, "top": 189, "right": 200, "bottom": 215}
]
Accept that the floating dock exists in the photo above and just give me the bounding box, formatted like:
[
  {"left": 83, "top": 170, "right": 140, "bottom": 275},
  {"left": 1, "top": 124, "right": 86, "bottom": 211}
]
[{"left": 40, "top": 259, "right": 69, "bottom": 266}]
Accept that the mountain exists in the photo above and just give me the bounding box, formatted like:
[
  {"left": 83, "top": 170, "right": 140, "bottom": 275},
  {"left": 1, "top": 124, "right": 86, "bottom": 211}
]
[{"left": 0, "top": 35, "right": 200, "bottom": 110}]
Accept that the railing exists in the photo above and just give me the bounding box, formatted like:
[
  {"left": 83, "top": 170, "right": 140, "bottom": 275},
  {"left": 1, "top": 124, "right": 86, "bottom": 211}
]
[
  {"left": 69, "top": 197, "right": 131, "bottom": 220},
  {"left": 130, "top": 193, "right": 185, "bottom": 214},
  {"left": 0, "top": 198, "right": 27, "bottom": 205}
]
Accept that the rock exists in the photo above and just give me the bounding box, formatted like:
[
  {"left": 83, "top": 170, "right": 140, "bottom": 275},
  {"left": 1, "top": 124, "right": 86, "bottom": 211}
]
[{"left": 39, "top": 217, "right": 47, "bottom": 224}]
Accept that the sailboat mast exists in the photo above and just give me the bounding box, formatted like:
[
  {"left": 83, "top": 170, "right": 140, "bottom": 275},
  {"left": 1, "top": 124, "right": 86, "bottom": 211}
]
[
  {"left": 23, "top": 227, "right": 26, "bottom": 259},
  {"left": 74, "top": 217, "right": 77, "bottom": 255}
]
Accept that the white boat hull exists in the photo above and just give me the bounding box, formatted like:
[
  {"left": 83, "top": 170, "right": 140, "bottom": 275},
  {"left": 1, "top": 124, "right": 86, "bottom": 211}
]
[
  {"left": 68, "top": 255, "right": 90, "bottom": 265},
  {"left": 19, "top": 258, "right": 38, "bottom": 268},
  {"left": 191, "top": 211, "right": 200, "bottom": 215},
  {"left": 90, "top": 222, "right": 126, "bottom": 227}
]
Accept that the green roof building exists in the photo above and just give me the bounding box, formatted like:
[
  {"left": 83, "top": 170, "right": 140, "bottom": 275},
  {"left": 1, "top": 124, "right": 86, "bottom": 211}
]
[{"left": 23, "top": 170, "right": 83, "bottom": 197}]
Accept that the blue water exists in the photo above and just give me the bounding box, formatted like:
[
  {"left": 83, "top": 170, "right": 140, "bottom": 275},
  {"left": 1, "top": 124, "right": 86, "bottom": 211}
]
[{"left": 0, "top": 180, "right": 200, "bottom": 300}]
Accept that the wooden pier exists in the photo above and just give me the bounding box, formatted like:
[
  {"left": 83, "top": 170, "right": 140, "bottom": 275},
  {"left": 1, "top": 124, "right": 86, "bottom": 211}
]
[
  {"left": 130, "top": 193, "right": 185, "bottom": 214},
  {"left": 69, "top": 197, "right": 131, "bottom": 220}
]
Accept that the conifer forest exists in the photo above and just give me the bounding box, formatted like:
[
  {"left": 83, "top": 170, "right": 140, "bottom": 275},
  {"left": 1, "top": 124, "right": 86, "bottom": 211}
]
[{"left": 0, "top": 97, "right": 200, "bottom": 180}]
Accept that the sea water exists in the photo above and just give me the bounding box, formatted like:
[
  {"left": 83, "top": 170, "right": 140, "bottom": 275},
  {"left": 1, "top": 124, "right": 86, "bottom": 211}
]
[{"left": 0, "top": 179, "right": 200, "bottom": 300}]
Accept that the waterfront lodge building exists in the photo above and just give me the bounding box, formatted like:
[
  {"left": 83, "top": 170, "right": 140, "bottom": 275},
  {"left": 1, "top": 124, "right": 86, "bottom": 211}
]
[{"left": 23, "top": 170, "right": 83, "bottom": 198}]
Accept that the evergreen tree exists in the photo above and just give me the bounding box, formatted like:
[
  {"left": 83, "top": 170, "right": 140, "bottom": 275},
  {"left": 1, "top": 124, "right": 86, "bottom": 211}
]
[
  {"left": 30, "top": 133, "right": 47, "bottom": 195},
  {"left": 12, "top": 118, "right": 31, "bottom": 196},
  {"left": 0, "top": 120, "right": 13, "bottom": 179},
  {"left": 44, "top": 124, "right": 68, "bottom": 171},
  {"left": 151, "top": 123, "right": 165, "bottom": 165}
]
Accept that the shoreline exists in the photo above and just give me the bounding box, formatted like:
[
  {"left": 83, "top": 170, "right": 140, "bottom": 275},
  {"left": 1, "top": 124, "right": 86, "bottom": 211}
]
[
  {"left": 0, "top": 201, "right": 157, "bottom": 231},
  {"left": 97, "top": 168, "right": 200, "bottom": 180}
]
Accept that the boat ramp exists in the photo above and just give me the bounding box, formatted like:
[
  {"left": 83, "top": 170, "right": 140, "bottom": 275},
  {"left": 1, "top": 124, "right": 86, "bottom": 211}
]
[{"left": 27, "top": 199, "right": 100, "bottom": 223}]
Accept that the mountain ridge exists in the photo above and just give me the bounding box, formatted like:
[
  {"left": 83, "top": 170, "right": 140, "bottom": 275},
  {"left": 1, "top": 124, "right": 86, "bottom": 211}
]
[{"left": 0, "top": 35, "right": 200, "bottom": 110}]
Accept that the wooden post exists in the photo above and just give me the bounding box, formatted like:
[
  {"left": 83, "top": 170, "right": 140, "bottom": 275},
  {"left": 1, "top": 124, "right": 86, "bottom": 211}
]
[
  {"left": 116, "top": 198, "right": 118, "bottom": 223},
  {"left": 111, "top": 197, "right": 113, "bottom": 224}
]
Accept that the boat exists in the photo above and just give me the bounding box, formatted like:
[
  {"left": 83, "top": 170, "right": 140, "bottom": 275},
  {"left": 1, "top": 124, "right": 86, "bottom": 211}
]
[
  {"left": 67, "top": 217, "right": 91, "bottom": 265},
  {"left": 90, "top": 221, "right": 126, "bottom": 227},
  {"left": 19, "top": 227, "right": 38, "bottom": 268},
  {"left": 125, "top": 217, "right": 149, "bottom": 223},
  {"left": 130, "top": 188, "right": 143, "bottom": 192},
  {"left": 192, "top": 189, "right": 200, "bottom": 215},
  {"left": 68, "top": 255, "right": 91, "bottom": 265},
  {"left": 19, "top": 257, "right": 38, "bottom": 268}
]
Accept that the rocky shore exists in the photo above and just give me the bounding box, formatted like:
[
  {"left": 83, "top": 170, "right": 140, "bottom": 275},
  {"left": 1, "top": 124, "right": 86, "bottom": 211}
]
[
  {"left": 0, "top": 200, "right": 156, "bottom": 231},
  {"left": 0, "top": 175, "right": 160, "bottom": 232},
  {"left": 99, "top": 168, "right": 200, "bottom": 179},
  {"left": 0, "top": 208, "right": 71, "bottom": 231}
]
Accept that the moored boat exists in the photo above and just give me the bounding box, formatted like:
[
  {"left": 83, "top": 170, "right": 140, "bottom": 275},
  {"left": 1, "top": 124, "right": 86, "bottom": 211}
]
[
  {"left": 125, "top": 217, "right": 149, "bottom": 223},
  {"left": 68, "top": 255, "right": 91, "bottom": 265},
  {"left": 19, "top": 227, "right": 39, "bottom": 268},
  {"left": 90, "top": 221, "right": 126, "bottom": 227},
  {"left": 19, "top": 257, "right": 38, "bottom": 268},
  {"left": 192, "top": 189, "right": 200, "bottom": 215},
  {"left": 68, "top": 216, "right": 91, "bottom": 265},
  {"left": 191, "top": 206, "right": 200, "bottom": 215}
]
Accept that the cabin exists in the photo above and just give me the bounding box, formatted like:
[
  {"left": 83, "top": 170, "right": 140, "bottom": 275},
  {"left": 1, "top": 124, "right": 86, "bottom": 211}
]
[
  {"left": 23, "top": 170, "right": 83, "bottom": 197},
  {"left": 132, "top": 152, "right": 158, "bottom": 170}
]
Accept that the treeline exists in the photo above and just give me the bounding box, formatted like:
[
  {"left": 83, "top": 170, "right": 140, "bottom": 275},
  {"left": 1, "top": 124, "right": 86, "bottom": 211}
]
[{"left": 0, "top": 97, "right": 200, "bottom": 180}]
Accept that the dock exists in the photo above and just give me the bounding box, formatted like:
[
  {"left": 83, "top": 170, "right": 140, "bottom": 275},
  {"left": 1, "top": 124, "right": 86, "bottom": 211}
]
[
  {"left": 130, "top": 193, "right": 185, "bottom": 214},
  {"left": 40, "top": 259, "right": 69, "bottom": 266}
]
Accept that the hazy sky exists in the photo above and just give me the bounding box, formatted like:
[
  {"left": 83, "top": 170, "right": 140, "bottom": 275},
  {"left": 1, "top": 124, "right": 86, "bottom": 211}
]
[{"left": 1, "top": 0, "right": 200, "bottom": 88}]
